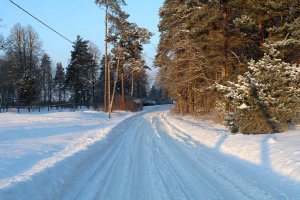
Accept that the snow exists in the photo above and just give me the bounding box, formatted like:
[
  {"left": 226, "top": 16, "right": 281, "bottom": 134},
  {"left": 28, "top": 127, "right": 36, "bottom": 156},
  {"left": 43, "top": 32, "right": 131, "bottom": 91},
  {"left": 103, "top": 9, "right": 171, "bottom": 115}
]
[
  {"left": 0, "top": 105, "right": 299, "bottom": 199},
  {"left": 0, "top": 108, "right": 136, "bottom": 187},
  {"left": 238, "top": 103, "right": 249, "bottom": 109}
]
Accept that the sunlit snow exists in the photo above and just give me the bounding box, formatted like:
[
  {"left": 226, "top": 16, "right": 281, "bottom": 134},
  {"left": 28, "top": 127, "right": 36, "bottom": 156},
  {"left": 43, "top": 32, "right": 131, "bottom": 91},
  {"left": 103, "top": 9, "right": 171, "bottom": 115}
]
[{"left": 0, "top": 106, "right": 299, "bottom": 199}]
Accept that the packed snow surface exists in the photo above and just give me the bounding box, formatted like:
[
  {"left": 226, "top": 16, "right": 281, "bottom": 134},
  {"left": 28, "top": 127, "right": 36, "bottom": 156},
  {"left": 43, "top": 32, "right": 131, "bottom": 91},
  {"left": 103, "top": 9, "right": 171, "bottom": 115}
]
[{"left": 0, "top": 105, "right": 299, "bottom": 199}]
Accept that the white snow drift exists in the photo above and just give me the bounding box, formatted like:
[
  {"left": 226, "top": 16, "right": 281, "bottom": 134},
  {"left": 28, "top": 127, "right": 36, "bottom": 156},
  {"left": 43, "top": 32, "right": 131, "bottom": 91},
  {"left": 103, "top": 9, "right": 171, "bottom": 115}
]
[{"left": 0, "top": 105, "right": 299, "bottom": 199}]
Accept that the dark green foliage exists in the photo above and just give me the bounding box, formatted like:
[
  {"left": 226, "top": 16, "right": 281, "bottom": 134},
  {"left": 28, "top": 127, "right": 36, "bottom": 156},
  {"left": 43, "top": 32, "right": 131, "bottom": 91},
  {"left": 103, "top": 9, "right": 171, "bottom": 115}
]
[
  {"left": 65, "top": 35, "right": 98, "bottom": 106},
  {"left": 40, "top": 54, "right": 52, "bottom": 104},
  {"left": 147, "top": 84, "right": 169, "bottom": 104},
  {"left": 53, "top": 62, "right": 65, "bottom": 102},
  {"left": 0, "top": 34, "right": 4, "bottom": 51},
  {"left": 17, "top": 70, "right": 39, "bottom": 106},
  {"left": 224, "top": 112, "right": 238, "bottom": 133}
]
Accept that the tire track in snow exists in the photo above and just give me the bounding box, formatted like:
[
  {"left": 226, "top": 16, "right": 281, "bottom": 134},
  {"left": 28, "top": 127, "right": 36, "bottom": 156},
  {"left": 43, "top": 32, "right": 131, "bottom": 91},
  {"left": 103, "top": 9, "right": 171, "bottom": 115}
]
[
  {"left": 154, "top": 110, "right": 279, "bottom": 200},
  {"left": 61, "top": 126, "right": 129, "bottom": 200},
  {"left": 146, "top": 111, "right": 248, "bottom": 200},
  {"left": 0, "top": 106, "right": 286, "bottom": 199}
]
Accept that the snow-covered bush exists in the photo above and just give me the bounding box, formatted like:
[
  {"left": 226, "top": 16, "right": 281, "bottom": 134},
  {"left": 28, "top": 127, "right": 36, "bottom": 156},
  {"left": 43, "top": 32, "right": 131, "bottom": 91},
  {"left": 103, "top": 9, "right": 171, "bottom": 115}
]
[
  {"left": 224, "top": 112, "right": 238, "bottom": 133},
  {"left": 216, "top": 49, "right": 300, "bottom": 134}
]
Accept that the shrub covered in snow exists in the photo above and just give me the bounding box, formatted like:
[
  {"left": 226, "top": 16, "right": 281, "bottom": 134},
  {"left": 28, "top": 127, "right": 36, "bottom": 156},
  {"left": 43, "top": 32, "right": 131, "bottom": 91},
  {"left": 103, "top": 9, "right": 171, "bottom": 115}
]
[{"left": 216, "top": 48, "right": 300, "bottom": 134}]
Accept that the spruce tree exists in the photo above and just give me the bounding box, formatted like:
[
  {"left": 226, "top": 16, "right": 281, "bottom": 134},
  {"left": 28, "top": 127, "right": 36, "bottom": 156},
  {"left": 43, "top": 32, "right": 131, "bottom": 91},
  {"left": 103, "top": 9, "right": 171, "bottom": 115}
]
[
  {"left": 18, "top": 70, "right": 39, "bottom": 106},
  {"left": 65, "top": 35, "right": 96, "bottom": 106},
  {"left": 40, "top": 53, "right": 52, "bottom": 104},
  {"left": 53, "top": 62, "right": 65, "bottom": 103}
]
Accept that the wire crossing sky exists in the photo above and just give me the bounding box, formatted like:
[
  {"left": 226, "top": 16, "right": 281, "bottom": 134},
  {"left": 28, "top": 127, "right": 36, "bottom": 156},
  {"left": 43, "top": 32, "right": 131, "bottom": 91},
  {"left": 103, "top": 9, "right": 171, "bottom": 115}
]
[
  {"left": 1, "top": 0, "right": 162, "bottom": 78},
  {"left": 9, "top": 0, "right": 75, "bottom": 45}
]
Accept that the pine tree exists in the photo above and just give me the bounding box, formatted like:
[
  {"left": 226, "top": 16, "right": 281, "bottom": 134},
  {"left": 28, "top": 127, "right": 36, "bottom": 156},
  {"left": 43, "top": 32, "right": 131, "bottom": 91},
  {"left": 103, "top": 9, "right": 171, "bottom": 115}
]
[
  {"left": 53, "top": 62, "right": 65, "bottom": 103},
  {"left": 40, "top": 53, "right": 52, "bottom": 104},
  {"left": 95, "top": 0, "right": 126, "bottom": 117},
  {"left": 155, "top": 0, "right": 300, "bottom": 119},
  {"left": 148, "top": 84, "right": 165, "bottom": 104},
  {"left": 18, "top": 70, "right": 39, "bottom": 106},
  {"left": 156, "top": 0, "right": 224, "bottom": 115},
  {"left": 65, "top": 35, "right": 96, "bottom": 106},
  {"left": 217, "top": 47, "right": 300, "bottom": 134},
  {"left": 155, "top": 0, "right": 195, "bottom": 115},
  {"left": 88, "top": 42, "right": 101, "bottom": 108},
  {"left": 228, "top": 0, "right": 297, "bottom": 64},
  {"left": 266, "top": 17, "right": 300, "bottom": 63}
]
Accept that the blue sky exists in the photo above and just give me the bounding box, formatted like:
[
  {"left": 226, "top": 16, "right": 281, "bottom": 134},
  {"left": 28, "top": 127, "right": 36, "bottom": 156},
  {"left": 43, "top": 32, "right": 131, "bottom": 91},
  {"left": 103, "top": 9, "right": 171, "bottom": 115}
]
[{"left": 0, "top": 0, "right": 162, "bottom": 79}]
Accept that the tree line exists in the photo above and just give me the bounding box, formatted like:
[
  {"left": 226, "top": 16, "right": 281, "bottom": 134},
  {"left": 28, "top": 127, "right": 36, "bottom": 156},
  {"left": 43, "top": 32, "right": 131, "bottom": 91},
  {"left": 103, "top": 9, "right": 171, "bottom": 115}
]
[
  {"left": 0, "top": 1, "right": 155, "bottom": 112},
  {"left": 155, "top": 0, "right": 300, "bottom": 134},
  {"left": 94, "top": 0, "right": 153, "bottom": 117}
]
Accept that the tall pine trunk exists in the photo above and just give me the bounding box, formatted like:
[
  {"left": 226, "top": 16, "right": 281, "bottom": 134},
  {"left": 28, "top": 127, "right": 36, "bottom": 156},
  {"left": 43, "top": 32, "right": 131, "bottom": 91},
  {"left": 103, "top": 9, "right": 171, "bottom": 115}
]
[
  {"left": 130, "top": 71, "right": 134, "bottom": 99},
  {"left": 258, "top": 22, "right": 265, "bottom": 44},
  {"left": 110, "top": 52, "right": 121, "bottom": 113},
  {"left": 222, "top": 3, "right": 228, "bottom": 78},
  {"left": 104, "top": 5, "right": 108, "bottom": 113},
  {"left": 121, "top": 68, "right": 125, "bottom": 109}
]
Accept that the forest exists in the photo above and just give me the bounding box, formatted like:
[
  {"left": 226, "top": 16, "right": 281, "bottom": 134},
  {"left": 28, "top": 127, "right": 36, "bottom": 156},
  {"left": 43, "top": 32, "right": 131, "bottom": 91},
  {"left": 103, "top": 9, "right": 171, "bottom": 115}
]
[{"left": 154, "top": 0, "right": 300, "bottom": 134}]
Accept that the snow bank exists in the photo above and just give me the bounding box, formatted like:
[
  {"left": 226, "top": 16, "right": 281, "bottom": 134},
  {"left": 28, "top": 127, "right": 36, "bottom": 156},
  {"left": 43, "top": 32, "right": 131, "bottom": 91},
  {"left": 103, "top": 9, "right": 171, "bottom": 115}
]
[
  {"left": 0, "top": 106, "right": 299, "bottom": 199},
  {"left": 163, "top": 112, "right": 300, "bottom": 182},
  {"left": 0, "top": 109, "right": 136, "bottom": 189}
]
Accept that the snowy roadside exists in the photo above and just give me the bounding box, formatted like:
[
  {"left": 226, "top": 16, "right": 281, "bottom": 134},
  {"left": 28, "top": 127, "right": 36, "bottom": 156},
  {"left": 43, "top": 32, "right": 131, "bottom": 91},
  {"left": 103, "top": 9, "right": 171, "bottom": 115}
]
[
  {"left": 0, "top": 108, "right": 138, "bottom": 188},
  {"left": 160, "top": 111, "right": 300, "bottom": 182},
  {"left": 0, "top": 105, "right": 299, "bottom": 199}
]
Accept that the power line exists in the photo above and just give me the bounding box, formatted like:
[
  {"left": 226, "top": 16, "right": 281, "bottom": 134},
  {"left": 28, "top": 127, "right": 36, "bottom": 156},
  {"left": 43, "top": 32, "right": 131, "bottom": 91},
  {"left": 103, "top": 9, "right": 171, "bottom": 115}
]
[{"left": 9, "top": 0, "right": 75, "bottom": 45}]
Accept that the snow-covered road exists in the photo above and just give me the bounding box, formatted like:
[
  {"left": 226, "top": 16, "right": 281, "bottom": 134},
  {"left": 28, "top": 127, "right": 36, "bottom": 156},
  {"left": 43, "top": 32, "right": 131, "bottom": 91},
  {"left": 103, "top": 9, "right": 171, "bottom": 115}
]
[{"left": 0, "top": 106, "right": 299, "bottom": 199}]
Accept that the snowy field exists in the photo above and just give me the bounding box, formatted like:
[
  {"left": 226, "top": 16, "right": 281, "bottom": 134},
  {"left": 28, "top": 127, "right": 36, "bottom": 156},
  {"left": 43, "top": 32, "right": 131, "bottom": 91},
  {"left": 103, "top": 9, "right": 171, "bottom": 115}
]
[{"left": 0, "top": 105, "right": 299, "bottom": 199}]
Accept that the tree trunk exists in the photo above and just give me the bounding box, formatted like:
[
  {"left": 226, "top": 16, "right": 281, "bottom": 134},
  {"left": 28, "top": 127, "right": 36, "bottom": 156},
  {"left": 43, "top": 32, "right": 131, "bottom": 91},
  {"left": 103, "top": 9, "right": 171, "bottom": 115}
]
[
  {"left": 104, "top": 4, "right": 108, "bottom": 113},
  {"left": 43, "top": 79, "right": 46, "bottom": 104},
  {"left": 131, "top": 71, "right": 134, "bottom": 99},
  {"left": 110, "top": 52, "right": 121, "bottom": 114},
  {"left": 258, "top": 22, "right": 265, "bottom": 44},
  {"left": 222, "top": 4, "right": 228, "bottom": 78},
  {"left": 108, "top": 62, "right": 111, "bottom": 118},
  {"left": 104, "top": 3, "right": 111, "bottom": 118},
  {"left": 175, "top": 55, "right": 180, "bottom": 113},
  {"left": 188, "top": 83, "right": 193, "bottom": 115},
  {"left": 121, "top": 68, "right": 125, "bottom": 109},
  {"left": 187, "top": 62, "right": 193, "bottom": 115},
  {"left": 49, "top": 80, "right": 52, "bottom": 104},
  {"left": 179, "top": 94, "right": 183, "bottom": 117}
]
